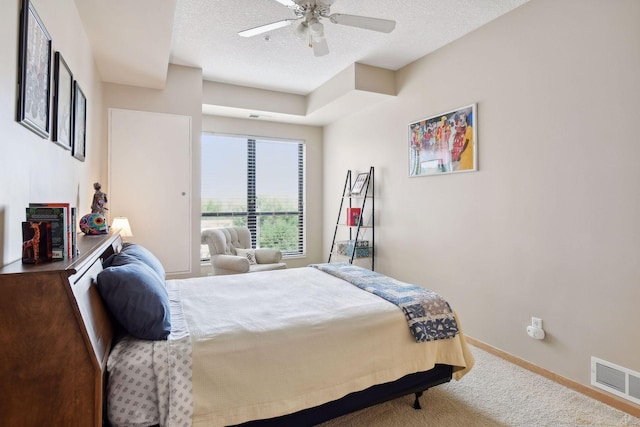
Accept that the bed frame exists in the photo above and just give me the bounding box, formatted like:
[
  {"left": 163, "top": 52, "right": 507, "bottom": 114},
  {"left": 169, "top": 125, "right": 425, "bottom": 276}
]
[
  {"left": 0, "top": 232, "right": 453, "bottom": 426},
  {"left": 233, "top": 365, "right": 453, "bottom": 426}
]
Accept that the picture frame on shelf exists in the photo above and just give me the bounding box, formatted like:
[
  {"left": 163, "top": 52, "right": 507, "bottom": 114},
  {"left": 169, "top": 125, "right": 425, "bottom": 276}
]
[
  {"left": 16, "top": 0, "right": 52, "bottom": 139},
  {"left": 350, "top": 173, "right": 369, "bottom": 196},
  {"left": 52, "top": 52, "right": 73, "bottom": 150},
  {"left": 408, "top": 103, "right": 477, "bottom": 177},
  {"left": 72, "top": 81, "right": 87, "bottom": 162}
]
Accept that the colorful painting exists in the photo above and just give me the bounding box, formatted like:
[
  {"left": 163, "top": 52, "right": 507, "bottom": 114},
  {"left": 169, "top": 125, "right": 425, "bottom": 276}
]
[{"left": 408, "top": 104, "right": 477, "bottom": 177}]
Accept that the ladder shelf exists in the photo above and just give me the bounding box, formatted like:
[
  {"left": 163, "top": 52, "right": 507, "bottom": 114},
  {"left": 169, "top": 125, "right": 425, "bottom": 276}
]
[{"left": 328, "top": 166, "right": 375, "bottom": 270}]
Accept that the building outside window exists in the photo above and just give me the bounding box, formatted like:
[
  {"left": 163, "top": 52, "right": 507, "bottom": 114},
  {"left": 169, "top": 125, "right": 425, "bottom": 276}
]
[{"left": 201, "top": 133, "right": 305, "bottom": 260}]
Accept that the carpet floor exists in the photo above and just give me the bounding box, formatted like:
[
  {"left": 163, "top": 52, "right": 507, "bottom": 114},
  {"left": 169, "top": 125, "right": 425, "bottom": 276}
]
[{"left": 318, "top": 345, "right": 640, "bottom": 426}]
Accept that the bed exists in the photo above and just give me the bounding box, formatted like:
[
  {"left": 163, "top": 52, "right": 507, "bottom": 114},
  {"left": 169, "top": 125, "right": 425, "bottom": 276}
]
[{"left": 96, "top": 240, "right": 474, "bottom": 427}]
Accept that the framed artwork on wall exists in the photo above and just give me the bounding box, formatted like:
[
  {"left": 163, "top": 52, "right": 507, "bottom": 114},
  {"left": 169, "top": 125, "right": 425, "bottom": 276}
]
[
  {"left": 16, "top": 0, "right": 52, "bottom": 138},
  {"left": 408, "top": 104, "right": 477, "bottom": 177},
  {"left": 72, "top": 81, "right": 87, "bottom": 162},
  {"left": 52, "top": 52, "right": 73, "bottom": 150}
]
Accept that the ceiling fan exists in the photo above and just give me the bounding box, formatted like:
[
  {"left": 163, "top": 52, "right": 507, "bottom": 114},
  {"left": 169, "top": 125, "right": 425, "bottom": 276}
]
[{"left": 238, "top": 0, "right": 396, "bottom": 57}]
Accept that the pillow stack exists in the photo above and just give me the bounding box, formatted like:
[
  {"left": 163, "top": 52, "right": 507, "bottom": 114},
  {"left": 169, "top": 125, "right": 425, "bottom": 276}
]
[{"left": 97, "top": 243, "right": 170, "bottom": 340}]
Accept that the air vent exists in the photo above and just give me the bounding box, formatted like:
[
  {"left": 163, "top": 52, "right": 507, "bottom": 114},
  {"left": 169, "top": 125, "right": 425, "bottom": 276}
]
[
  {"left": 630, "top": 374, "right": 640, "bottom": 401},
  {"left": 591, "top": 357, "right": 640, "bottom": 405}
]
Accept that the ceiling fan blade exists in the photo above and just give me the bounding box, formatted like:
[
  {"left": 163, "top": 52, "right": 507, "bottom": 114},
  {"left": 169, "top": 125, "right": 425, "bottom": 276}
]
[
  {"left": 273, "top": 0, "right": 297, "bottom": 7},
  {"left": 312, "top": 37, "right": 329, "bottom": 57},
  {"left": 329, "top": 13, "right": 396, "bottom": 33},
  {"left": 238, "top": 19, "right": 295, "bottom": 37}
]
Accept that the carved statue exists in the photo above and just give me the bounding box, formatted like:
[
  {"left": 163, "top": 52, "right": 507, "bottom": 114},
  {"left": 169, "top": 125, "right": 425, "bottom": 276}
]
[{"left": 91, "top": 182, "right": 108, "bottom": 215}]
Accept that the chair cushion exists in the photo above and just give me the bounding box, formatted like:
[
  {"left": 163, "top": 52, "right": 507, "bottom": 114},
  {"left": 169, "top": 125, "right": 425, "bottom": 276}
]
[{"left": 249, "top": 263, "right": 287, "bottom": 273}]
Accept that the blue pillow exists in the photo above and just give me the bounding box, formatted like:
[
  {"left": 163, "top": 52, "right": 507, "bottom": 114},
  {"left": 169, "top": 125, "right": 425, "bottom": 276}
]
[
  {"left": 97, "top": 261, "right": 171, "bottom": 340},
  {"left": 103, "top": 243, "right": 165, "bottom": 280},
  {"left": 121, "top": 243, "right": 166, "bottom": 279}
]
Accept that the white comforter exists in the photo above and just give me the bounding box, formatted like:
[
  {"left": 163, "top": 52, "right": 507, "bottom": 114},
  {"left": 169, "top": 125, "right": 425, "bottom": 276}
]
[{"left": 108, "top": 267, "right": 474, "bottom": 427}]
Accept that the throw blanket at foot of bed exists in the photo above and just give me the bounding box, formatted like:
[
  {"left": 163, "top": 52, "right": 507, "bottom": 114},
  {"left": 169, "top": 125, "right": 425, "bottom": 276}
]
[{"left": 310, "top": 263, "right": 459, "bottom": 342}]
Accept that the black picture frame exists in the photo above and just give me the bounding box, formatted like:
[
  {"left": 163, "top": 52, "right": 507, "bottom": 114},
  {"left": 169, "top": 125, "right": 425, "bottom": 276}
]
[
  {"left": 52, "top": 52, "right": 73, "bottom": 150},
  {"left": 350, "top": 173, "right": 369, "bottom": 196},
  {"left": 72, "top": 81, "right": 86, "bottom": 162},
  {"left": 17, "top": 0, "right": 52, "bottom": 138}
]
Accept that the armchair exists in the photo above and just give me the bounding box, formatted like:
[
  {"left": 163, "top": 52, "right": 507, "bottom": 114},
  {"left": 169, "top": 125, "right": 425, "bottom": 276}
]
[{"left": 201, "top": 227, "right": 287, "bottom": 275}]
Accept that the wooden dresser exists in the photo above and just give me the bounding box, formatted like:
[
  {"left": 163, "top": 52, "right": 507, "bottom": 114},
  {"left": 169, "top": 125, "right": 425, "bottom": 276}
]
[{"left": 0, "top": 232, "right": 121, "bottom": 426}]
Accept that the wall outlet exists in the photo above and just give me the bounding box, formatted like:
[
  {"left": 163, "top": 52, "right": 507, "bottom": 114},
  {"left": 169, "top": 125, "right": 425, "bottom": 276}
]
[
  {"left": 531, "top": 317, "right": 543, "bottom": 329},
  {"left": 527, "top": 325, "right": 546, "bottom": 340}
]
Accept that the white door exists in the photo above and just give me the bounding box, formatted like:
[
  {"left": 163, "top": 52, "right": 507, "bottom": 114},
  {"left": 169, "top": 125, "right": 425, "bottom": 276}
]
[{"left": 108, "top": 108, "right": 192, "bottom": 275}]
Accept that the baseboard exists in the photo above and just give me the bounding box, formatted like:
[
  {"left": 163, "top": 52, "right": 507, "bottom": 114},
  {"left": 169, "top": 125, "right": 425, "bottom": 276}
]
[{"left": 465, "top": 336, "right": 640, "bottom": 419}]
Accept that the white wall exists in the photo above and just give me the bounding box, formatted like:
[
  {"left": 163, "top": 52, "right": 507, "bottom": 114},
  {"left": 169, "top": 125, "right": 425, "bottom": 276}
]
[
  {"left": 202, "top": 115, "right": 324, "bottom": 270},
  {"left": 323, "top": 0, "right": 640, "bottom": 392},
  {"left": 0, "top": 0, "right": 104, "bottom": 266}
]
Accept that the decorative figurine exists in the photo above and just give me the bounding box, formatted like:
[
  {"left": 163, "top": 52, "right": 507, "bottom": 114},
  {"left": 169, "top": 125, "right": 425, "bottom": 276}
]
[
  {"left": 79, "top": 213, "right": 108, "bottom": 235},
  {"left": 91, "top": 182, "right": 108, "bottom": 215},
  {"left": 82, "top": 182, "right": 109, "bottom": 235}
]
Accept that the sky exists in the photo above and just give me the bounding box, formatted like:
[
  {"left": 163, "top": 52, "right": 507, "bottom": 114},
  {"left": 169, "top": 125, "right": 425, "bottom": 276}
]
[{"left": 201, "top": 134, "right": 301, "bottom": 206}]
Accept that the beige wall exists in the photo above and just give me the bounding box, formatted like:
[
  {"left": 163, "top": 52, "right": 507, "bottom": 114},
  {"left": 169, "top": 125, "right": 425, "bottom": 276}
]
[
  {"left": 202, "top": 115, "right": 324, "bottom": 270},
  {"left": 103, "top": 64, "right": 203, "bottom": 277},
  {"left": 0, "top": 0, "right": 104, "bottom": 266},
  {"left": 323, "top": 0, "right": 640, "bottom": 393}
]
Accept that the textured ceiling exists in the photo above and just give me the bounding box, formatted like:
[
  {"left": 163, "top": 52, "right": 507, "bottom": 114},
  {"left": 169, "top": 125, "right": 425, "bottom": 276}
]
[
  {"left": 75, "top": 0, "right": 529, "bottom": 122},
  {"left": 170, "top": 0, "right": 529, "bottom": 95}
]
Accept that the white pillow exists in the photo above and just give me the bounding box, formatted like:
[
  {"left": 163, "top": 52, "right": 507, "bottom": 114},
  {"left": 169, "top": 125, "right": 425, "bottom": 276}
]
[{"left": 235, "top": 248, "right": 257, "bottom": 265}]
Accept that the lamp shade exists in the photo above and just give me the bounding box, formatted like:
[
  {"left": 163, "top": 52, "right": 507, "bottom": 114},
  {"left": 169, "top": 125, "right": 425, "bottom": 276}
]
[{"left": 111, "top": 217, "right": 133, "bottom": 238}]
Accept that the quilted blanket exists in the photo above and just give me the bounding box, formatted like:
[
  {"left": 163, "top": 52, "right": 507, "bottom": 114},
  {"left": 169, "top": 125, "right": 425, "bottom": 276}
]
[{"left": 310, "top": 263, "right": 458, "bottom": 342}]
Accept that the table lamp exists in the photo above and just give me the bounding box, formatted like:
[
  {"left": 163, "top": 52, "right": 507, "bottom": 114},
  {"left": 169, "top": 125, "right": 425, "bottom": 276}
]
[{"left": 111, "top": 217, "right": 133, "bottom": 241}]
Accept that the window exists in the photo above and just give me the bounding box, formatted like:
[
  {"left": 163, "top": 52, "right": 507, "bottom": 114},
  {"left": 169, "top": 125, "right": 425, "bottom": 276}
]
[{"left": 201, "top": 133, "right": 305, "bottom": 260}]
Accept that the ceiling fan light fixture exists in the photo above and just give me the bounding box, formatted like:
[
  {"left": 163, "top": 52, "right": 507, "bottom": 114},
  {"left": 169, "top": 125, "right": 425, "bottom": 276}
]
[
  {"left": 293, "top": 21, "right": 308, "bottom": 39},
  {"left": 310, "top": 21, "right": 324, "bottom": 38},
  {"left": 312, "top": 36, "right": 329, "bottom": 57}
]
